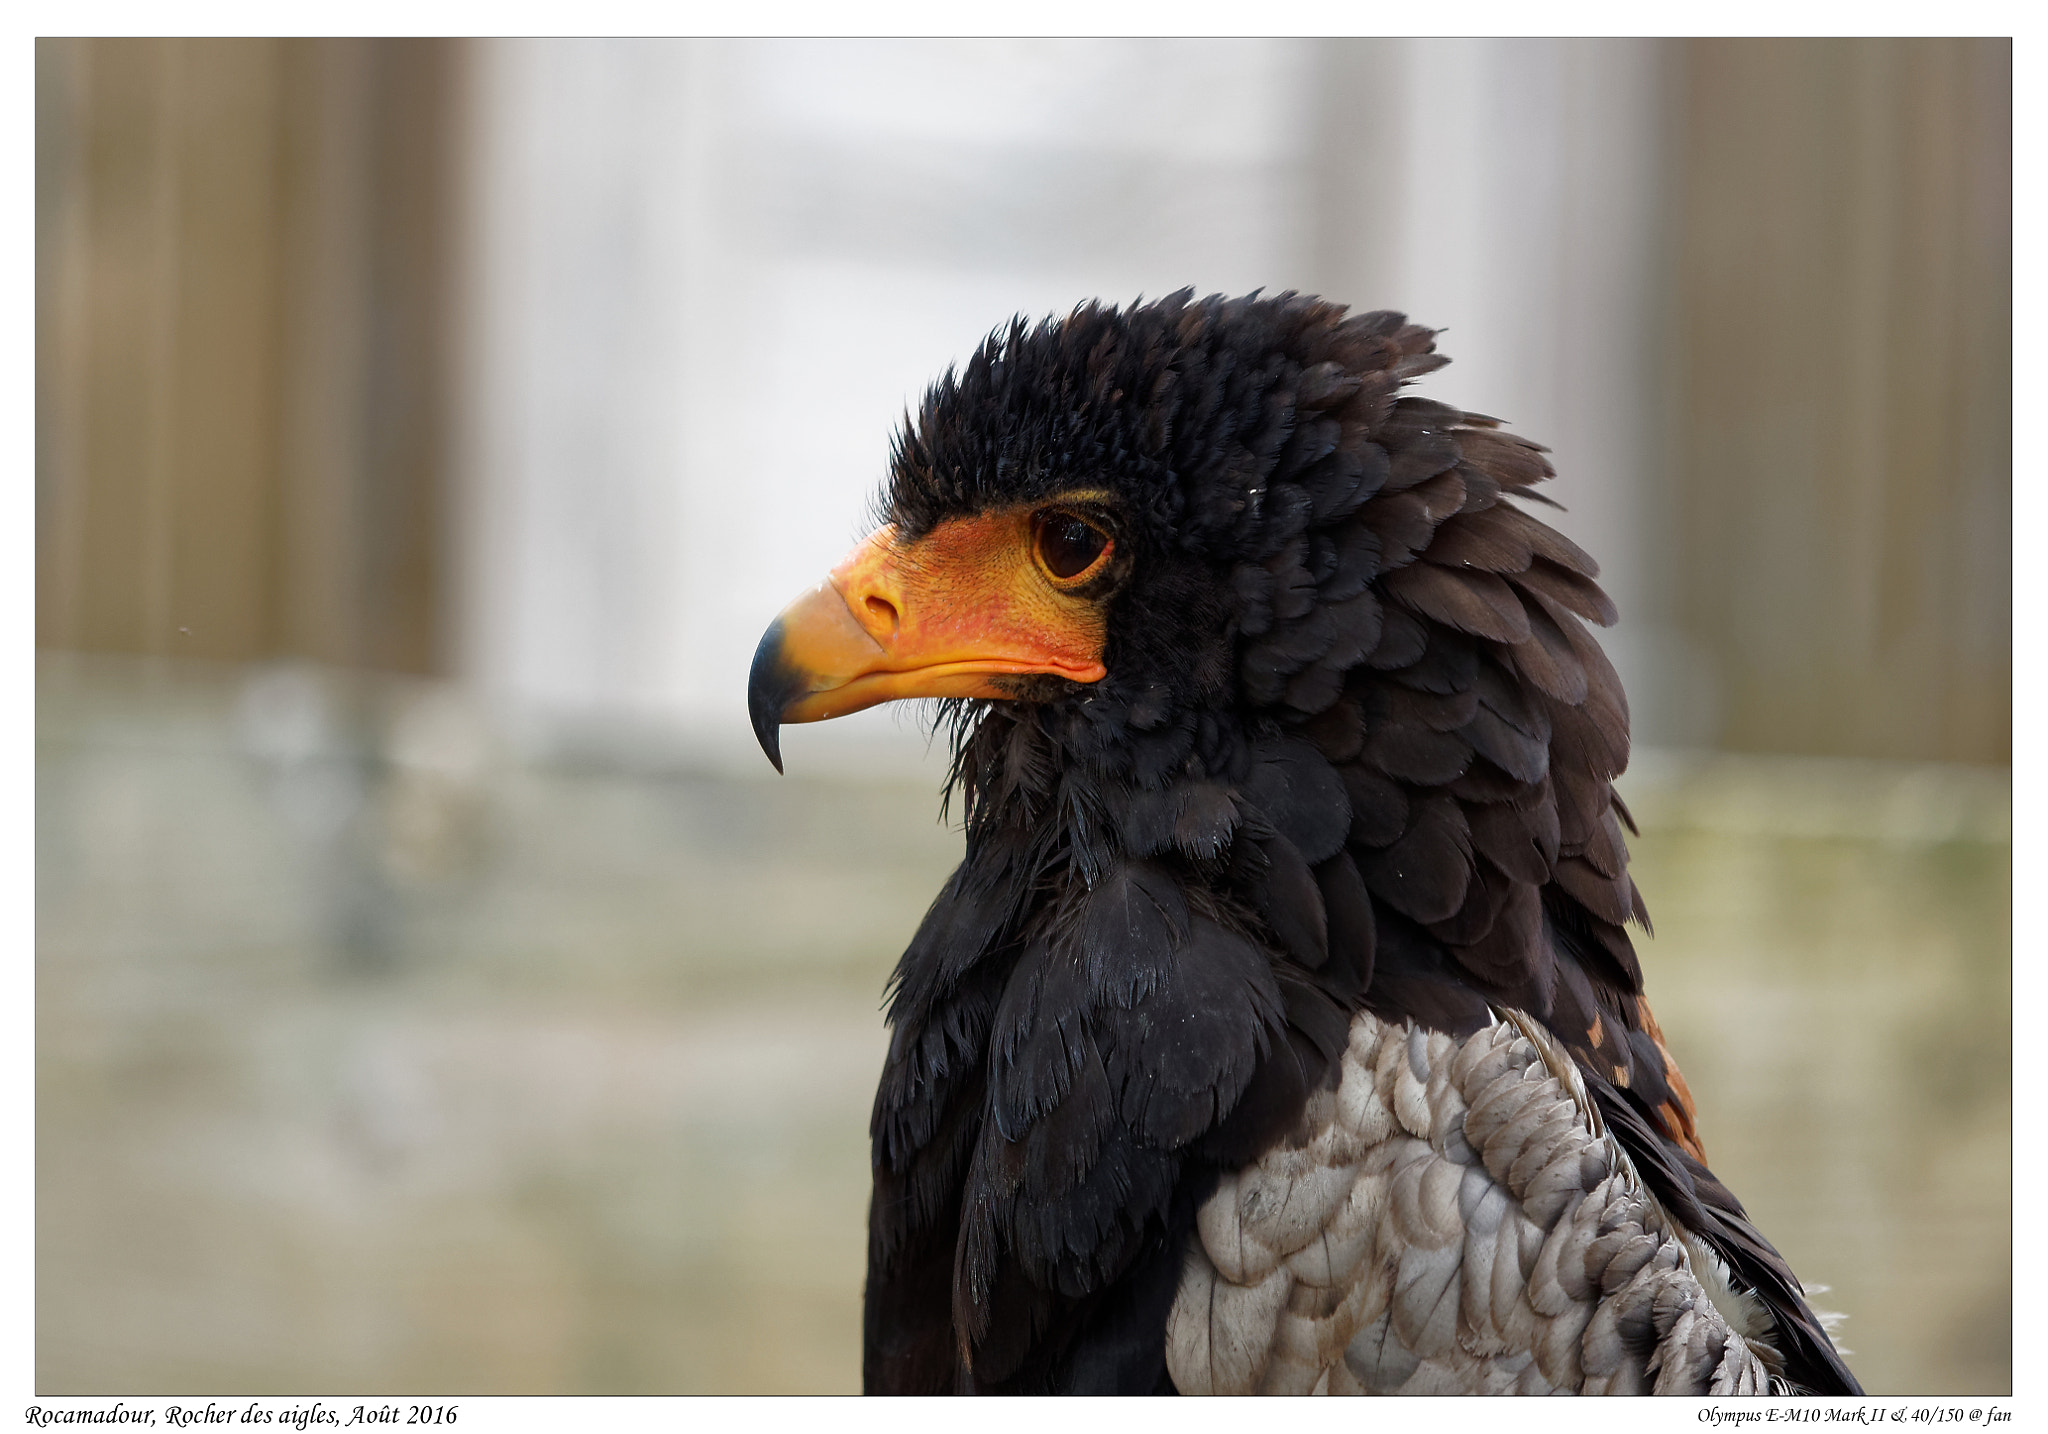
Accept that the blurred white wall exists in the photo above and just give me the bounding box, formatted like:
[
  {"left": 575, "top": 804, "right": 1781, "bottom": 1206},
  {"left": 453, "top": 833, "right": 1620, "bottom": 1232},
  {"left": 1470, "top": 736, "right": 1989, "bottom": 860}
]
[{"left": 455, "top": 39, "right": 1677, "bottom": 771}]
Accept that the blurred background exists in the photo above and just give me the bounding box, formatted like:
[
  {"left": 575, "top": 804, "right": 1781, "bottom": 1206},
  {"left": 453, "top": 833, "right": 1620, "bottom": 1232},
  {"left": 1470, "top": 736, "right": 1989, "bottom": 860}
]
[{"left": 35, "top": 38, "right": 2010, "bottom": 1394}]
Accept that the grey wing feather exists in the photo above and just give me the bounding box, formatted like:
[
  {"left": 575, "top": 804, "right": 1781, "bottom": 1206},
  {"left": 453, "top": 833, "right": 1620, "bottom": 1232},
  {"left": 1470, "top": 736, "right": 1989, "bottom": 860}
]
[{"left": 1165, "top": 1010, "right": 1778, "bottom": 1395}]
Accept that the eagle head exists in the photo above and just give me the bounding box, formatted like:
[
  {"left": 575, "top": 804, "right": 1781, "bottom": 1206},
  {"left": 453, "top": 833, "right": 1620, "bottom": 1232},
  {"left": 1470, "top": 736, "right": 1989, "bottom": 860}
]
[{"left": 747, "top": 290, "right": 1545, "bottom": 787}]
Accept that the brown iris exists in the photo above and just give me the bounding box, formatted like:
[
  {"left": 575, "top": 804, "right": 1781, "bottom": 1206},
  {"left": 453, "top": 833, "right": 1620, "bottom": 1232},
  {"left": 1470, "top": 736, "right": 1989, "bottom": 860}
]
[{"left": 1032, "top": 510, "right": 1113, "bottom": 583}]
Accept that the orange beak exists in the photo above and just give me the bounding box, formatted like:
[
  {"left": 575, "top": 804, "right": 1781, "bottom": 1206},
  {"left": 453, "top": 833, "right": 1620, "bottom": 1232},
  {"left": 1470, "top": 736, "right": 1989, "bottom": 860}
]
[{"left": 747, "top": 512, "right": 1110, "bottom": 771}]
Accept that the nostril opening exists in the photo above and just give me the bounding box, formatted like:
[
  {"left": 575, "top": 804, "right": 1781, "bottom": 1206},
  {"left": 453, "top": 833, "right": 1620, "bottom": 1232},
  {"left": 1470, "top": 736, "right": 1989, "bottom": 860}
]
[{"left": 864, "top": 595, "right": 900, "bottom": 636}]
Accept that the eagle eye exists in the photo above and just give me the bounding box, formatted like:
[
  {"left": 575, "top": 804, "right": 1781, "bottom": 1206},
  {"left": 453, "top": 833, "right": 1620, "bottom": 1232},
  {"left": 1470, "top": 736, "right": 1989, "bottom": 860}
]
[{"left": 1032, "top": 510, "right": 1113, "bottom": 584}]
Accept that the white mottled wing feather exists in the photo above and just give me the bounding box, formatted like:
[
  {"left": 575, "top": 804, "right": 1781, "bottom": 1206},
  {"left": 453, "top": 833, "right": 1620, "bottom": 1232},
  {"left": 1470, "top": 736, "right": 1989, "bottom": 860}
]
[{"left": 1165, "top": 1011, "right": 1777, "bottom": 1396}]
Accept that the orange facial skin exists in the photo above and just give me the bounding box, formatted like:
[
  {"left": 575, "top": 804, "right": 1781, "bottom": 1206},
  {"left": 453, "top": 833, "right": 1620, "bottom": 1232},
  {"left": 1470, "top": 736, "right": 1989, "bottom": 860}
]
[{"left": 748, "top": 505, "right": 1113, "bottom": 770}]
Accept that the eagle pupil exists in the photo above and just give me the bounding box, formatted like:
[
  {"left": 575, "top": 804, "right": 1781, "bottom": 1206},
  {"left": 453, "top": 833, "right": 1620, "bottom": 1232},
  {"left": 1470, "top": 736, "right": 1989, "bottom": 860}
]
[{"left": 1037, "top": 513, "right": 1109, "bottom": 580}]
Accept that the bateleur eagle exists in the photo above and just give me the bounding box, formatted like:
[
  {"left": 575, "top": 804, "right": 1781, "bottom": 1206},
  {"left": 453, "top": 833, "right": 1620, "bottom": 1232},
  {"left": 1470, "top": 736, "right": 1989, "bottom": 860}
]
[{"left": 747, "top": 291, "right": 1861, "bottom": 1396}]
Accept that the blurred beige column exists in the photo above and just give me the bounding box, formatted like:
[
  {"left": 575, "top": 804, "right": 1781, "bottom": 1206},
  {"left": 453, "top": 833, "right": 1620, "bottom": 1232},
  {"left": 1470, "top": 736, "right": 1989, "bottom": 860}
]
[
  {"left": 35, "top": 38, "right": 461, "bottom": 677},
  {"left": 1667, "top": 39, "right": 2010, "bottom": 764}
]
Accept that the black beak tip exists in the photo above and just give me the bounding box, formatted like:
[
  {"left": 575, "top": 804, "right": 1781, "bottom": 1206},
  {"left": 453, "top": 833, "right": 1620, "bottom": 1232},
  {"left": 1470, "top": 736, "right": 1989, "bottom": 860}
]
[
  {"left": 755, "top": 719, "right": 785, "bottom": 776},
  {"left": 747, "top": 619, "right": 797, "bottom": 775}
]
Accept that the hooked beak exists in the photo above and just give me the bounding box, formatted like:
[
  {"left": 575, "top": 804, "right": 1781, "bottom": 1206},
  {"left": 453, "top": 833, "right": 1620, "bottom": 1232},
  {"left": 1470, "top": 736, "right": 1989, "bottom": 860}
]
[{"left": 747, "top": 516, "right": 1109, "bottom": 772}]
